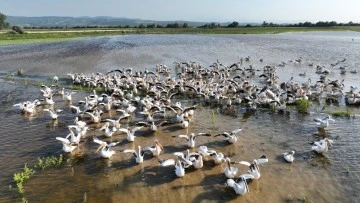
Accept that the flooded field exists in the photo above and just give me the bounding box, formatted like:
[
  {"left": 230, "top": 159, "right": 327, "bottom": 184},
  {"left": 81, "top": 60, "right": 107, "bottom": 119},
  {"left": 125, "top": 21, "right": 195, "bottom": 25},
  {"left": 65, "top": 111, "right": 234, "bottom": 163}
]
[{"left": 0, "top": 32, "right": 360, "bottom": 203}]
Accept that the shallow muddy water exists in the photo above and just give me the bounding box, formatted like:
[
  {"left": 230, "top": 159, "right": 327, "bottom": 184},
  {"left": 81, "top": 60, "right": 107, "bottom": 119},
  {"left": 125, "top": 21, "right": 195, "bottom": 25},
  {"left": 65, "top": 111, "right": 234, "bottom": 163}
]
[{"left": 0, "top": 32, "right": 360, "bottom": 203}]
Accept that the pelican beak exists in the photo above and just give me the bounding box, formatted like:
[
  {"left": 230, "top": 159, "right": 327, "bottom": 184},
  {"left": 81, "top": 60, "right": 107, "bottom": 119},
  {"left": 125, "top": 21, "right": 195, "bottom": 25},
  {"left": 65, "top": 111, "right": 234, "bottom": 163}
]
[
  {"left": 96, "top": 144, "right": 105, "bottom": 153},
  {"left": 156, "top": 140, "right": 164, "bottom": 150}
]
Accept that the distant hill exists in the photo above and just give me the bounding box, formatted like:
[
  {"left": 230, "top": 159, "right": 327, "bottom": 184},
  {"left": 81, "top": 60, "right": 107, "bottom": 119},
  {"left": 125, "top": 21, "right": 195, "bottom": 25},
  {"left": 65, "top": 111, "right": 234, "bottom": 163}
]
[{"left": 6, "top": 16, "right": 229, "bottom": 27}]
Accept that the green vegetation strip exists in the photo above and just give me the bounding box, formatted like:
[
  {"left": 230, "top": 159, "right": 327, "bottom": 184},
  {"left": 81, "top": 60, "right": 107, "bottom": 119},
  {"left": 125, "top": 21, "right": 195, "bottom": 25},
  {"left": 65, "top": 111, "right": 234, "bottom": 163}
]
[{"left": 1, "top": 26, "right": 359, "bottom": 45}]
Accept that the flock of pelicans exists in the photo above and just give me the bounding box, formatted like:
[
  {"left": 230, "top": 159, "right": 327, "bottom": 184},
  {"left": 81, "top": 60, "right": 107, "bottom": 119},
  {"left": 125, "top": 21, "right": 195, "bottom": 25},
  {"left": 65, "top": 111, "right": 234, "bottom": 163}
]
[{"left": 12, "top": 57, "right": 357, "bottom": 196}]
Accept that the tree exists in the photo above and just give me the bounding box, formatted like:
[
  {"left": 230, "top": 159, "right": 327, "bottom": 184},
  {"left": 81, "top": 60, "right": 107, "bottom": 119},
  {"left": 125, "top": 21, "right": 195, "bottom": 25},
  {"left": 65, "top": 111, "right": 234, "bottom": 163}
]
[
  {"left": 0, "top": 12, "right": 9, "bottom": 29},
  {"left": 228, "top": 21, "right": 239, "bottom": 27},
  {"left": 182, "top": 23, "right": 188, "bottom": 28},
  {"left": 12, "top": 25, "right": 25, "bottom": 34}
]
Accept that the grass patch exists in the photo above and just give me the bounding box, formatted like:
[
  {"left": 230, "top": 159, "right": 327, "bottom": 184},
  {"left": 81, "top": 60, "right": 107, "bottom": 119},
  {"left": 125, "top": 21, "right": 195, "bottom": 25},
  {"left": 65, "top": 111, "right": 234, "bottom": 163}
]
[
  {"left": 295, "top": 99, "right": 311, "bottom": 113},
  {"left": 35, "top": 154, "right": 64, "bottom": 170},
  {"left": 66, "top": 84, "right": 104, "bottom": 93},
  {"left": 323, "top": 108, "right": 352, "bottom": 117}
]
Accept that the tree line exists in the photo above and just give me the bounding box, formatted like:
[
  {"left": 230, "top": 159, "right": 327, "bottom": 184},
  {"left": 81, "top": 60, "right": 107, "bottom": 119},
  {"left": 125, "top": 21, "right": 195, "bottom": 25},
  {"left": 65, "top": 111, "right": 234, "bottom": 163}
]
[{"left": 0, "top": 11, "right": 359, "bottom": 31}]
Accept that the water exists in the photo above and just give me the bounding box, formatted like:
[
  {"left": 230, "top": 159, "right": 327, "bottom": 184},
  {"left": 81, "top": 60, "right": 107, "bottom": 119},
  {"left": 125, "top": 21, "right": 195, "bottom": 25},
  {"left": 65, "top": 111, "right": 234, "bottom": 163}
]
[{"left": 0, "top": 32, "right": 360, "bottom": 202}]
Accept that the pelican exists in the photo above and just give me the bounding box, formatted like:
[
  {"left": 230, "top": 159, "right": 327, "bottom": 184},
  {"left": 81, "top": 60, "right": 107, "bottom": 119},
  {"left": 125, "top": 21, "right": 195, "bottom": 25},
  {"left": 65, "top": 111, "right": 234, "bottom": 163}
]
[
  {"left": 209, "top": 150, "right": 225, "bottom": 164},
  {"left": 118, "top": 126, "right": 143, "bottom": 142},
  {"left": 283, "top": 151, "right": 295, "bottom": 163},
  {"left": 226, "top": 174, "right": 254, "bottom": 195},
  {"left": 135, "top": 120, "right": 169, "bottom": 132},
  {"left": 314, "top": 115, "right": 335, "bottom": 129},
  {"left": 123, "top": 146, "right": 146, "bottom": 164},
  {"left": 99, "top": 122, "right": 117, "bottom": 137},
  {"left": 214, "top": 128, "right": 242, "bottom": 144},
  {"left": 159, "top": 158, "right": 186, "bottom": 178},
  {"left": 74, "top": 117, "right": 87, "bottom": 128},
  {"left": 312, "top": 138, "right": 333, "bottom": 153},
  {"left": 172, "top": 132, "right": 211, "bottom": 148},
  {"left": 85, "top": 111, "right": 101, "bottom": 123},
  {"left": 189, "top": 154, "right": 204, "bottom": 169},
  {"left": 93, "top": 137, "right": 119, "bottom": 159},
  {"left": 239, "top": 155, "right": 268, "bottom": 180},
  {"left": 65, "top": 126, "right": 82, "bottom": 144},
  {"left": 142, "top": 139, "right": 164, "bottom": 156},
  {"left": 63, "top": 91, "right": 76, "bottom": 101},
  {"left": 43, "top": 108, "right": 62, "bottom": 120},
  {"left": 104, "top": 113, "right": 131, "bottom": 129},
  {"left": 55, "top": 137, "right": 77, "bottom": 153},
  {"left": 224, "top": 157, "right": 239, "bottom": 179}
]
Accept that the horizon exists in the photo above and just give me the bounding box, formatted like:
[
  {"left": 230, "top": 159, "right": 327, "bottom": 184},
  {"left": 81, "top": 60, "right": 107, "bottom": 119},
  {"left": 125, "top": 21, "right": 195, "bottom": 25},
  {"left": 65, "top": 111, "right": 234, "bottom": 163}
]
[{"left": 1, "top": 0, "right": 359, "bottom": 24}]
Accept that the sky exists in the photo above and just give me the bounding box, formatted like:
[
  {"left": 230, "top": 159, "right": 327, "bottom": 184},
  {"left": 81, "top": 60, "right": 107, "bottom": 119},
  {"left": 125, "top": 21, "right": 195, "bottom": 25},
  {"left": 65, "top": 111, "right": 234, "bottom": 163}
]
[{"left": 1, "top": 0, "right": 359, "bottom": 23}]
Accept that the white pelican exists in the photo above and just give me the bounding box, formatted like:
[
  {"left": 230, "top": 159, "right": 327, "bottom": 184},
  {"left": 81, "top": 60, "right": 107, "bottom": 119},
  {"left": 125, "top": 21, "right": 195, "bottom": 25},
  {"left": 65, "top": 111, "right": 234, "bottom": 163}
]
[
  {"left": 239, "top": 155, "right": 268, "bottom": 180},
  {"left": 312, "top": 138, "right": 333, "bottom": 153},
  {"left": 123, "top": 146, "right": 146, "bottom": 164},
  {"left": 135, "top": 120, "right": 169, "bottom": 132},
  {"left": 55, "top": 137, "right": 77, "bottom": 153},
  {"left": 118, "top": 126, "right": 143, "bottom": 142},
  {"left": 63, "top": 91, "right": 76, "bottom": 101},
  {"left": 85, "top": 111, "right": 101, "bottom": 123},
  {"left": 159, "top": 158, "right": 185, "bottom": 178},
  {"left": 224, "top": 157, "right": 239, "bottom": 179},
  {"left": 189, "top": 154, "right": 204, "bottom": 169},
  {"left": 214, "top": 128, "right": 242, "bottom": 144},
  {"left": 74, "top": 117, "right": 87, "bottom": 128},
  {"left": 43, "top": 108, "right": 62, "bottom": 120},
  {"left": 209, "top": 150, "right": 225, "bottom": 165},
  {"left": 104, "top": 113, "right": 131, "bottom": 129},
  {"left": 172, "top": 132, "right": 211, "bottom": 148},
  {"left": 65, "top": 126, "right": 82, "bottom": 144},
  {"left": 142, "top": 139, "right": 164, "bottom": 156},
  {"left": 283, "top": 151, "right": 295, "bottom": 163},
  {"left": 99, "top": 122, "right": 117, "bottom": 137},
  {"left": 93, "top": 137, "right": 119, "bottom": 159},
  {"left": 314, "top": 115, "right": 335, "bottom": 129},
  {"left": 226, "top": 174, "right": 254, "bottom": 195}
]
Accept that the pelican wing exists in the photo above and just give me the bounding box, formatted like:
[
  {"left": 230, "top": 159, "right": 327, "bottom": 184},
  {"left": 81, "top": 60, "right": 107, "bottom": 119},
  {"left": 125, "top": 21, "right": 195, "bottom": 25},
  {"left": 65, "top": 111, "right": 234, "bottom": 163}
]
[
  {"left": 118, "top": 128, "right": 129, "bottom": 133},
  {"left": 142, "top": 146, "right": 155, "bottom": 152},
  {"left": 183, "top": 105, "right": 197, "bottom": 113},
  {"left": 104, "top": 119, "right": 116, "bottom": 126},
  {"left": 239, "top": 174, "right": 255, "bottom": 181},
  {"left": 163, "top": 105, "right": 178, "bottom": 114},
  {"left": 195, "top": 132, "right": 212, "bottom": 137},
  {"left": 159, "top": 158, "right": 175, "bottom": 167},
  {"left": 135, "top": 121, "right": 150, "bottom": 127},
  {"left": 108, "top": 142, "right": 119, "bottom": 147},
  {"left": 93, "top": 137, "right": 106, "bottom": 145},
  {"left": 132, "top": 126, "right": 143, "bottom": 132},
  {"left": 123, "top": 149, "right": 137, "bottom": 157},
  {"left": 255, "top": 155, "right": 269, "bottom": 165},
  {"left": 231, "top": 128, "right": 242, "bottom": 134},
  {"left": 56, "top": 137, "right": 70, "bottom": 144},
  {"left": 238, "top": 161, "right": 251, "bottom": 166},
  {"left": 173, "top": 134, "right": 189, "bottom": 141},
  {"left": 314, "top": 117, "right": 323, "bottom": 122},
  {"left": 214, "top": 132, "right": 230, "bottom": 138}
]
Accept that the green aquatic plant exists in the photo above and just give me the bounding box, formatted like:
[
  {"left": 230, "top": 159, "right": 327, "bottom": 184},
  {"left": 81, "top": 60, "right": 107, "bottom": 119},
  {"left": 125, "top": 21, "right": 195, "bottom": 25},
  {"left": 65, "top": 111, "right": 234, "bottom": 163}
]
[
  {"left": 35, "top": 154, "right": 64, "bottom": 170},
  {"left": 23, "top": 77, "right": 28, "bottom": 86},
  {"left": 295, "top": 99, "right": 311, "bottom": 113},
  {"left": 13, "top": 164, "right": 35, "bottom": 194},
  {"left": 6, "top": 93, "right": 12, "bottom": 102},
  {"left": 17, "top": 69, "right": 24, "bottom": 76},
  {"left": 324, "top": 109, "right": 352, "bottom": 117},
  {"left": 211, "top": 109, "right": 218, "bottom": 130}
]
